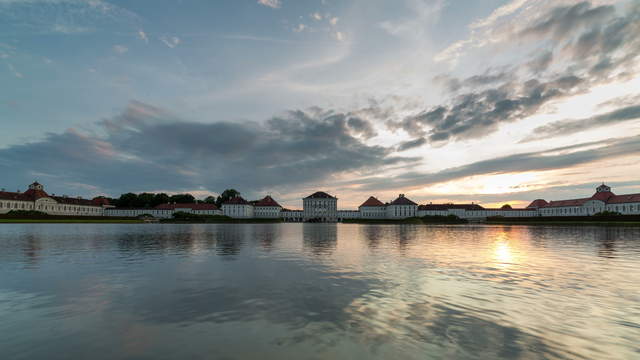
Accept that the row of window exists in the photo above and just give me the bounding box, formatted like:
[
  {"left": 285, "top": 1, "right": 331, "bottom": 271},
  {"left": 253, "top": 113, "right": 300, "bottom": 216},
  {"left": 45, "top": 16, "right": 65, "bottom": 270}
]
[{"left": 0, "top": 201, "right": 101, "bottom": 213}]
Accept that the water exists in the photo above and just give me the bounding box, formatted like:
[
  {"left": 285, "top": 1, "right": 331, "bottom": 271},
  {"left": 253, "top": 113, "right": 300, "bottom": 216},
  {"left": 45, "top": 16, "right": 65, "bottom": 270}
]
[{"left": 0, "top": 224, "right": 639, "bottom": 360}]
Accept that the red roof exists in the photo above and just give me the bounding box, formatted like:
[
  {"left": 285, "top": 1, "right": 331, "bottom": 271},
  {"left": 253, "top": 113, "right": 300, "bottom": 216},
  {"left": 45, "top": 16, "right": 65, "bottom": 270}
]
[
  {"left": 390, "top": 195, "right": 417, "bottom": 206},
  {"left": 92, "top": 197, "right": 111, "bottom": 206},
  {"left": 590, "top": 191, "right": 615, "bottom": 202},
  {"left": 155, "top": 203, "right": 219, "bottom": 210},
  {"left": 526, "top": 199, "right": 548, "bottom": 209},
  {"left": 223, "top": 196, "right": 251, "bottom": 205},
  {"left": 359, "top": 196, "right": 385, "bottom": 207},
  {"left": 607, "top": 193, "right": 640, "bottom": 204},
  {"left": 22, "top": 188, "right": 50, "bottom": 200},
  {"left": 305, "top": 191, "right": 336, "bottom": 199},
  {"left": 254, "top": 196, "right": 282, "bottom": 207},
  {"left": 0, "top": 191, "right": 33, "bottom": 201},
  {"left": 544, "top": 198, "right": 591, "bottom": 208}
]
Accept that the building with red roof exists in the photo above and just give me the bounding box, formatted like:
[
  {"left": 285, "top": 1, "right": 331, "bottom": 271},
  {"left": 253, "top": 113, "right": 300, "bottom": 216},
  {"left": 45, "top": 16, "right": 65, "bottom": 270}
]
[
  {"left": 253, "top": 196, "right": 283, "bottom": 218},
  {"left": 387, "top": 194, "right": 418, "bottom": 219},
  {"left": 222, "top": 196, "right": 254, "bottom": 218},
  {"left": 303, "top": 191, "right": 338, "bottom": 222},
  {"left": 0, "top": 182, "right": 109, "bottom": 216},
  {"left": 358, "top": 196, "right": 387, "bottom": 219},
  {"left": 536, "top": 184, "right": 640, "bottom": 216}
]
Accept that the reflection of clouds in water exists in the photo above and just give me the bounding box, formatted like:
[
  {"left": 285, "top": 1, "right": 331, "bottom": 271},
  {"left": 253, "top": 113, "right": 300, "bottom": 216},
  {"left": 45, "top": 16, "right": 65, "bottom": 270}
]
[{"left": 1, "top": 224, "right": 640, "bottom": 359}]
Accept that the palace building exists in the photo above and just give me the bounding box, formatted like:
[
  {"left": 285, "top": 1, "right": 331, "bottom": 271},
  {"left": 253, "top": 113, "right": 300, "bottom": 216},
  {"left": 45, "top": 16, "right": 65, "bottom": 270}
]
[
  {"left": 7, "top": 182, "right": 638, "bottom": 221},
  {"left": 303, "top": 191, "right": 338, "bottom": 222},
  {"left": 0, "top": 182, "right": 109, "bottom": 216}
]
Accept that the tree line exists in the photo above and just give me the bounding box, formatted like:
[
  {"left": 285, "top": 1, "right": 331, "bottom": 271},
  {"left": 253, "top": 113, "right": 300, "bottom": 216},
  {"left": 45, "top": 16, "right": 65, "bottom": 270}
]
[{"left": 103, "top": 189, "right": 241, "bottom": 208}]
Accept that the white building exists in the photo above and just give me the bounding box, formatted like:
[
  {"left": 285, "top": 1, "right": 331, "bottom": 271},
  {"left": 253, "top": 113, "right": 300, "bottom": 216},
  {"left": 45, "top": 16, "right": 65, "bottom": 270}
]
[
  {"left": 386, "top": 194, "right": 418, "bottom": 219},
  {"left": 281, "top": 209, "right": 303, "bottom": 222},
  {"left": 253, "top": 196, "right": 282, "bottom": 218},
  {"left": 536, "top": 184, "right": 640, "bottom": 216},
  {"left": 358, "top": 196, "right": 387, "bottom": 219},
  {"left": 222, "top": 196, "right": 254, "bottom": 218},
  {"left": 303, "top": 191, "right": 338, "bottom": 222},
  {"left": 337, "top": 210, "right": 360, "bottom": 221},
  {"left": 0, "top": 182, "right": 109, "bottom": 216},
  {"left": 104, "top": 203, "right": 221, "bottom": 218}
]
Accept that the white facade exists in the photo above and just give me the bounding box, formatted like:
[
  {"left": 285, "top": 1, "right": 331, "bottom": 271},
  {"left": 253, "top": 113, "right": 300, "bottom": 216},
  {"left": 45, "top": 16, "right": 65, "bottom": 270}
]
[
  {"left": 303, "top": 192, "right": 338, "bottom": 222},
  {"left": 222, "top": 197, "right": 254, "bottom": 219},
  {"left": 0, "top": 182, "right": 106, "bottom": 216},
  {"left": 386, "top": 194, "right": 418, "bottom": 219},
  {"left": 254, "top": 206, "right": 281, "bottom": 218}
]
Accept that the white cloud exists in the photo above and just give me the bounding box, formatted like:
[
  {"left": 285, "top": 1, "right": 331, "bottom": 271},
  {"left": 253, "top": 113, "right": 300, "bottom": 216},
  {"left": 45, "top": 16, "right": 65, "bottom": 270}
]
[
  {"left": 333, "top": 31, "right": 345, "bottom": 42},
  {"left": 311, "top": 12, "right": 322, "bottom": 21},
  {"left": 293, "top": 23, "right": 307, "bottom": 33},
  {"left": 257, "top": 0, "right": 281, "bottom": 8},
  {"left": 113, "top": 44, "right": 128, "bottom": 54},
  {"left": 138, "top": 30, "right": 148, "bottom": 43},
  {"left": 329, "top": 17, "right": 339, "bottom": 26},
  {"left": 160, "top": 36, "right": 180, "bottom": 48}
]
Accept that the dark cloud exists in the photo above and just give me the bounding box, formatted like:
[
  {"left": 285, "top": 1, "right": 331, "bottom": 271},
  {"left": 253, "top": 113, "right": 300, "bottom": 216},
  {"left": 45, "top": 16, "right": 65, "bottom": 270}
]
[
  {"left": 393, "top": 74, "right": 584, "bottom": 143},
  {"left": 0, "top": 101, "right": 417, "bottom": 197},
  {"left": 522, "top": 104, "right": 640, "bottom": 142},
  {"left": 396, "top": 137, "right": 426, "bottom": 152},
  {"left": 345, "top": 136, "right": 640, "bottom": 192},
  {"left": 347, "top": 116, "right": 377, "bottom": 139}
]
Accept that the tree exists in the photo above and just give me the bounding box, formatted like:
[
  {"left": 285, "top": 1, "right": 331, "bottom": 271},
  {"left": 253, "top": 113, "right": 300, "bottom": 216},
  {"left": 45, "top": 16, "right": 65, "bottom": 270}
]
[
  {"left": 152, "top": 193, "right": 170, "bottom": 207},
  {"left": 137, "top": 193, "right": 156, "bottom": 208},
  {"left": 215, "top": 189, "right": 240, "bottom": 208},
  {"left": 204, "top": 196, "right": 217, "bottom": 204},
  {"left": 169, "top": 194, "right": 195, "bottom": 204},
  {"left": 116, "top": 193, "right": 138, "bottom": 208}
]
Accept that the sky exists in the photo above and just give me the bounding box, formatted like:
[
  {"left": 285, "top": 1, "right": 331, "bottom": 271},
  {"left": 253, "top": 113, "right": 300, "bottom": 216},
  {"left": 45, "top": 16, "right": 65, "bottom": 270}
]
[{"left": 1, "top": 0, "right": 639, "bottom": 209}]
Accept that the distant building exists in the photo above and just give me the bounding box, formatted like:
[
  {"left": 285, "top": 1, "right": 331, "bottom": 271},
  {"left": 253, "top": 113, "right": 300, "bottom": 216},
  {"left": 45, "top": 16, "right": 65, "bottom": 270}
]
[
  {"left": 222, "top": 196, "right": 254, "bottom": 218},
  {"left": 387, "top": 194, "right": 418, "bottom": 219},
  {"left": 536, "top": 184, "right": 640, "bottom": 216},
  {"left": 303, "top": 191, "right": 338, "bottom": 222},
  {"left": 0, "top": 182, "right": 109, "bottom": 216},
  {"left": 253, "top": 196, "right": 282, "bottom": 218},
  {"left": 105, "top": 203, "right": 221, "bottom": 218},
  {"left": 358, "top": 196, "right": 387, "bottom": 219}
]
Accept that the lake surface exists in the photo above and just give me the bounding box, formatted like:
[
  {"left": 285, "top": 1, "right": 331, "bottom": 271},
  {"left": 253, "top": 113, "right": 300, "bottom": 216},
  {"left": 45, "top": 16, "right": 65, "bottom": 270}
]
[{"left": 0, "top": 224, "right": 639, "bottom": 359}]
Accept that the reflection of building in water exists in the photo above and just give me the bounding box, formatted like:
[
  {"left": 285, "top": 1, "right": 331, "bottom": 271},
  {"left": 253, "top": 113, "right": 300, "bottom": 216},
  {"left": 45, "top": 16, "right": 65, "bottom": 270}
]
[
  {"left": 360, "top": 225, "right": 384, "bottom": 249},
  {"left": 303, "top": 223, "right": 338, "bottom": 255},
  {"left": 215, "top": 225, "right": 252, "bottom": 256},
  {"left": 254, "top": 224, "right": 280, "bottom": 251}
]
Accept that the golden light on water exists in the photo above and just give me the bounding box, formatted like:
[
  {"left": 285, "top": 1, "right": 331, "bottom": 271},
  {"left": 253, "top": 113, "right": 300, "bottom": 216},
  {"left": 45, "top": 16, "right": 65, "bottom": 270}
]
[{"left": 491, "top": 231, "right": 520, "bottom": 268}]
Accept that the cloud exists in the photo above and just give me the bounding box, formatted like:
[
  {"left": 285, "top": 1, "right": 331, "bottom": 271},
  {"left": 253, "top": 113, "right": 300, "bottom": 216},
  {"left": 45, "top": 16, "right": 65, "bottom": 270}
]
[
  {"left": 311, "top": 12, "right": 322, "bottom": 21},
  {"left": 396, "top": 138, "right": 426, "bottom": 152},
  {"left": 403, "top": 2, "right": 640, "bottom": 145},
  {"left": 391, "top": 74, "right": 584, "bottom": 142},
  {"left": 350, "top": 135, "right": 640, "bottom": 192},
  {"left": 160, "top": 36, "right": 180, "bottom": 48},
  {"left": 257, "top": 0, "right": 281, "bottom": 9},
  {"left": 138, "top": 30, "right": 148, "bottom": 43},
  {"left": 329, "top": 17, "right": 339, "bottom": 26},
  {"left": 293, "top": 24, "right": 307, "bottom": 33},
  {"left": 522, "top": 104, "right": 640, "bottom": 142},
  {"left": 113, "top": 44, "right": 128, "bottom": 54},
  {"left": 0, "top": 101, "right": 417, "bottom": 197}
]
